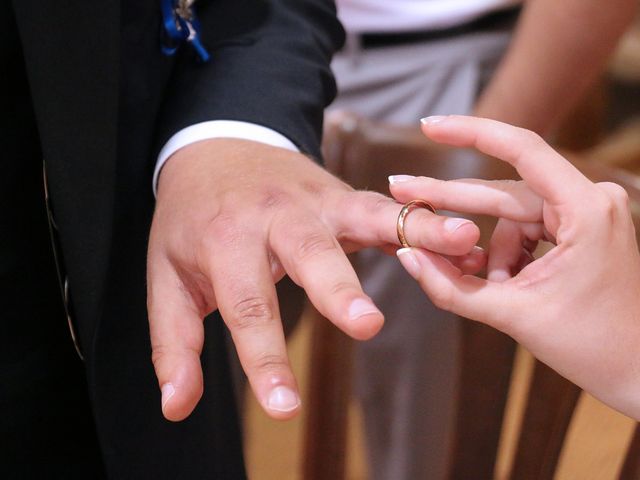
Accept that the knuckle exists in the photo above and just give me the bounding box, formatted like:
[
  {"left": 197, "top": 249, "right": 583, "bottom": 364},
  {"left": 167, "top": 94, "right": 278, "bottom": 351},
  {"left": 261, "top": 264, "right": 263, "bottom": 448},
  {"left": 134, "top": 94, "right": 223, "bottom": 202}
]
[
  {"left": 260, "top": 188, "right": 292, "bottom": 210},
  {"left": 249, "top": 353, "right": 289, "bottom": 374},
  {"left": 599, "top": 182, "right": 630, "bottom": 210},
  {"left": 364, "top": 191, "right": 393, "bottom": 208},
  {"left": 517, "top": 128, "right": 545, "bottom": 147},
  {"left": 592, "top": 190, "right": 618, "bottom": 225},
  {"left": 151, "top": 344, "right": 169, "bottom": 366},
  {"left": 494, "top": 179, "right": 522, "bottom": 196},
  {"left": 301, "top": 179, "right": 329, "bottom": 197},
  {"left": 508, "top": 129, "right": 545, "bottom": 163},
  {"left": 151, "top": 343, "right": 199, "bottom": 367},
  {"left": 294, "top": 232, "right": 338, "bottom": 261},
  {"left": 228, "top": 296, "right": 276, "bottom": 331},
  {"left": 202, "top": 213, "right": 243, "bottom": 251},
  {"left": 344, "top": 191, "right": 389, "bottom": 219},
  {"left": 329, "top": 280, "right": 357, "bottom": 297}
]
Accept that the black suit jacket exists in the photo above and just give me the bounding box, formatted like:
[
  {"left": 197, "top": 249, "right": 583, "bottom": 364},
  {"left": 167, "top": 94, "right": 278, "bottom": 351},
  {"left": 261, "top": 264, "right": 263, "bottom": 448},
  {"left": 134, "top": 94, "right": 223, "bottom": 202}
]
[{"left": 11, "top": 1, "right": 343, "bottom": 477}]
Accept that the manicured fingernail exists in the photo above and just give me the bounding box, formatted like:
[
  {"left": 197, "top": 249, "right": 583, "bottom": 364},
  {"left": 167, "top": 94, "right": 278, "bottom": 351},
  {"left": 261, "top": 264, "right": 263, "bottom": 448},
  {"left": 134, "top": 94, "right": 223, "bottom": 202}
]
[
  {"left": 420, "top": 115, "right": 447, "bottom": 125},
  {"left": 444, "top": 217, "right": 473, "bottom": 233},
  {"left": 348, "top": 298, "right": 380, "bottom": 320},
  {"left": 397, "top": 248, "right": 421, "bottom": 278},
  {"left": 267, "top": 386, "right": 300, "bottom": 412},
  {"left": 161, "top": 383, "right": 175, "bottom": 411},
  {"left": 388, "top": 175, "right": 415, "bottom": 185}
]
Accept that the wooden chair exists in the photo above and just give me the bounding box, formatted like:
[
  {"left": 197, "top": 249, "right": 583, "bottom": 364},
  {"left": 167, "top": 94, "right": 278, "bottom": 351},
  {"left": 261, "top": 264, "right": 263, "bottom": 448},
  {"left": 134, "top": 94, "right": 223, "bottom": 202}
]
[{"left": 302, "top": 112, "right": 640, "bottom": 480}]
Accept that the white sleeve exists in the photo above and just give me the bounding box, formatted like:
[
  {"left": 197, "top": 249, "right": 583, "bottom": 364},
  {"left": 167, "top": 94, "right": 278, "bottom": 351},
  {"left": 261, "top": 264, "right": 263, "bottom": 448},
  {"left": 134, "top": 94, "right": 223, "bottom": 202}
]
[{"left": 153, "top": 120, "right": 300, "bottom": 195}]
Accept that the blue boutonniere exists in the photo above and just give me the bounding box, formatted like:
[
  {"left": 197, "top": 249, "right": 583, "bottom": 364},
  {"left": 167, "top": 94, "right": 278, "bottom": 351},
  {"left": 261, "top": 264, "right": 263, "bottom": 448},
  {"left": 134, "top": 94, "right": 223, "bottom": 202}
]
[{"left": 161, "top": 0, "right": 211, "bottom": 62}]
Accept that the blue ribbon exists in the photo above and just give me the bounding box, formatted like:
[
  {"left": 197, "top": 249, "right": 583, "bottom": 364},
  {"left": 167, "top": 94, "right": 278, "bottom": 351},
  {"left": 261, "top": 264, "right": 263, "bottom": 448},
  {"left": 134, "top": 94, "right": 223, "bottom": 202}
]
[{"left": 160, "top": 0, "right": 211, "bottom": 62}]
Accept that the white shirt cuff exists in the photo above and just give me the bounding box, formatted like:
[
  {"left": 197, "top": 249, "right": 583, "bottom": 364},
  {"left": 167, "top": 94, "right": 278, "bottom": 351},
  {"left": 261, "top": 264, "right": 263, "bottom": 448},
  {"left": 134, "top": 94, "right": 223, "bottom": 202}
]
[{"left": 153, "top": 120, "right": 300, "bottom": 195}]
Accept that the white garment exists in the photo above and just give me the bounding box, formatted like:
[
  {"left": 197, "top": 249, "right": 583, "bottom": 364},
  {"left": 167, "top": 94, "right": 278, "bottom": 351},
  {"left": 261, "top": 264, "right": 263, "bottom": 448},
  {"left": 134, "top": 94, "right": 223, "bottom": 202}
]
[
  {"left": 153, "top": 121, "right": 298, "bottom": 195},
  {"left": 336, "top": 0, "right": 521, "bottom": 33}
]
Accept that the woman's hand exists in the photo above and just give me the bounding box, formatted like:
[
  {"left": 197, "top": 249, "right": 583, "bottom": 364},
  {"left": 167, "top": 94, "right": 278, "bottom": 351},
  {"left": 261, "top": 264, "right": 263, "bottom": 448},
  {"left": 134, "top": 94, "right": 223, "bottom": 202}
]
[{"left": 391, "top": 115, "right": 640, "bottom": 420}]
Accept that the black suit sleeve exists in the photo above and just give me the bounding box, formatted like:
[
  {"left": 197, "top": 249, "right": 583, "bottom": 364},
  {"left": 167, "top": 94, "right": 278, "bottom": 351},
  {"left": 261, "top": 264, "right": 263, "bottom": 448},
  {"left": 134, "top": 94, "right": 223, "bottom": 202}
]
[{"left": 155, "top": 0, "right": 345, "bottom": 161}]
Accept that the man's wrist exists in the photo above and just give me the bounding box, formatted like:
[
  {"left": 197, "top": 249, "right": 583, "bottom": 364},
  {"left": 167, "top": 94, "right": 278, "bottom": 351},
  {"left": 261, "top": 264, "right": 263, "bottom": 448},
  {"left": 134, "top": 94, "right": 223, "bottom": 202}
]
[{"left": 154, "top": 121, "right": 300, "bottom": 196}]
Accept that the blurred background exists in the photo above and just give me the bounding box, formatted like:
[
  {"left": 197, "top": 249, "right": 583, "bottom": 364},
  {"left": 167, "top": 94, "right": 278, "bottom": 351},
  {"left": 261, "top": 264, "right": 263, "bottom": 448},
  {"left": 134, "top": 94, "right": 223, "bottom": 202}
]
[{"left": 242, "top": 3, "right": 640, "bottom": 479}]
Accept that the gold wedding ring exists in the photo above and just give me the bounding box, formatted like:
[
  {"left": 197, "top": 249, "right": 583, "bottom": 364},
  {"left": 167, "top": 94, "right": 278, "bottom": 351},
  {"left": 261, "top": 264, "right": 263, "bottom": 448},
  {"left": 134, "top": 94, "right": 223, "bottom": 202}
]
[{"left": 397, "top": 200, "right": 436, "bottom": 248}]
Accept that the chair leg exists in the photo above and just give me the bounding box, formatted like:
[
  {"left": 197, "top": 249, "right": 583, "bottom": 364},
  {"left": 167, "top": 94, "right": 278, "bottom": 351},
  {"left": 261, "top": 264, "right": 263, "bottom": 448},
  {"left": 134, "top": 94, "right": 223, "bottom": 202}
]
[
  {"left": 510, "top": 361, "right": 581, "bottom": 480},
  {"left": 449, "top": 321, "right": 518, "bottom": 480},
  {"left": 302, "top": 305, "right": 354, "bottom": 480},
  {"left": 619, "top": 424, "right": 640, "bottom": 480}
]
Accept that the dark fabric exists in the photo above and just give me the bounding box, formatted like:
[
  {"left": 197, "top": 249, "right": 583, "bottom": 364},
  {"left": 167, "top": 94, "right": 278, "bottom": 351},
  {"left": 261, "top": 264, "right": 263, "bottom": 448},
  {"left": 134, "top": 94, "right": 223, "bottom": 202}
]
[
  {"left": 12, "top": 0, "right": 121, "bottom": 353},
  {"left": 359, "top": 6, "right": 520, "bottom": 49},
  {"left": 4, "top": 0, "right": 344, "bottom": 477},
  {"left": 0, "top": 4, "right": 105, "bottom": 477},
  {"left": 156, "top": 0, "right": 345, "bottom": 159}
]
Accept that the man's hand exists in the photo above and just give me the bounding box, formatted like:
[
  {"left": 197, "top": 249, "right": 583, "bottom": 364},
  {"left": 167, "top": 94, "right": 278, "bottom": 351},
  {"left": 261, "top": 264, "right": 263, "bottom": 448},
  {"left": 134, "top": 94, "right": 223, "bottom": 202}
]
[{"left": 147, "top": 138, "right": 483, "bottom": 421}]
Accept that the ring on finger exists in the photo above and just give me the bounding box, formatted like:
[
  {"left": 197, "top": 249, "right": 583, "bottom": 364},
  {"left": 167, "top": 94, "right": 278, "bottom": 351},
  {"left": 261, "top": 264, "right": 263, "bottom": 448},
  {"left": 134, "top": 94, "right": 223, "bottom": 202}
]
[{"left": 397, "top": 199, "right": 436, "bottom": 248}]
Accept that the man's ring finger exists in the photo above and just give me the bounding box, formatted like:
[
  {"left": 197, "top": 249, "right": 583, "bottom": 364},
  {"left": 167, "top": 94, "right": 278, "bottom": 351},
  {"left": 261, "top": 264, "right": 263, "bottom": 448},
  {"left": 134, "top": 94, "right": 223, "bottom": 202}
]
[{"left": 397, "top": 200, "right": 436, "bottom": 248}]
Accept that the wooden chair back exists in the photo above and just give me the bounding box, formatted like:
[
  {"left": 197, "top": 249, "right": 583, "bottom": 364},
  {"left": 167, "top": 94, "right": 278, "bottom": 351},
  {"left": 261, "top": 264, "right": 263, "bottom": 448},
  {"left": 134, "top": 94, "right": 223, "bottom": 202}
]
[{"left": 303, "top": 112, "right": 640, "bottom": 480}]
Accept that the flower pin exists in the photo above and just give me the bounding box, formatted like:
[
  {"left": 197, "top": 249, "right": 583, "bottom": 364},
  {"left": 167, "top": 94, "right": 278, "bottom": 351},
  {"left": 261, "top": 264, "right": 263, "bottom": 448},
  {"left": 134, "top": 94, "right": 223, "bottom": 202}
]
[{"left": 161, "top": 0, "right": 210, "bottom": 62}]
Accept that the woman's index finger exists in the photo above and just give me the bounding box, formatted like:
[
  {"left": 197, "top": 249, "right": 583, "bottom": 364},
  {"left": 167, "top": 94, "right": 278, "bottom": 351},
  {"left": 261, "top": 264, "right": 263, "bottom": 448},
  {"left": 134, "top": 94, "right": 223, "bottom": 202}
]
[{"left": 421, "top": 115, "right": 592, "bottom": 206}]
